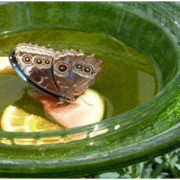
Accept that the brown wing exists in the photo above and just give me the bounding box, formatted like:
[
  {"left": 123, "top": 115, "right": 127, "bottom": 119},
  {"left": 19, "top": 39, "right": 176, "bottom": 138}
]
[
  {"left": 53, "top": 50, "right": 102, "bottom": 101},
  {"left": 70, "top": 54, "right": 102, "bottom": 97},
  {"left": 15, "top": 43, "right": 60, "bottom": 96},
  {"left": 53, "top": 50, "right": 76, "bottom": 99}
]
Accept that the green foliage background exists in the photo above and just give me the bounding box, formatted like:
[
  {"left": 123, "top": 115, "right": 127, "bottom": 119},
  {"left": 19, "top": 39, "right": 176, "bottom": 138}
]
[{"left": 94, "top": 147, "right": 180, "bottom": 178}]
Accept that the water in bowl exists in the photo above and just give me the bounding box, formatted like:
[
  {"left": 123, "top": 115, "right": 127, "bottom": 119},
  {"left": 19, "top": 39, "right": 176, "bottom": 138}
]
[{"left": 0, "top": 29, "right": 161, "bottom": 122}]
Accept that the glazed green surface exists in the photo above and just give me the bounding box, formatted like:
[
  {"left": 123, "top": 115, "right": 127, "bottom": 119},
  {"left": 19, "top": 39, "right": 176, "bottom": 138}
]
[{"left": 0, "top": 1, "right": 180, "bottom": 178}]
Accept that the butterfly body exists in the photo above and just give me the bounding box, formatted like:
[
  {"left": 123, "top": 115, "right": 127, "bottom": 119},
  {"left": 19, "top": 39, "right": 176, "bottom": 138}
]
[{"left": 9, "top": 43, "right": 102, "bottom": 105}]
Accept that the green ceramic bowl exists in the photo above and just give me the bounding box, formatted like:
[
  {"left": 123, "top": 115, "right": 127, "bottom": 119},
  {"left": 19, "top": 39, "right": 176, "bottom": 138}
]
[{"left": 0, "top": 2, "right": 180, "bottom": 178}]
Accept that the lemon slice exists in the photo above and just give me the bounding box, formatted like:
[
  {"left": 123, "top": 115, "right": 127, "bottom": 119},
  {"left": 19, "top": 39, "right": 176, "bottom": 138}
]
[
  {"left": 1, "top": 105, "right": 62, "bottom": 132},
  {"left": 0, "top": 57, "right": 16, "bottom": 75},
  {"left": 0, "top": 105, "right": 63, "bottom": 145}
]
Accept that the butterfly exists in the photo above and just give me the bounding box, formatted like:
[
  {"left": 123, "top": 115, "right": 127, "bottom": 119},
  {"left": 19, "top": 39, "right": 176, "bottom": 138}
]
[{"left": 9, "top": 43, "right": 102, "bottom": 105}]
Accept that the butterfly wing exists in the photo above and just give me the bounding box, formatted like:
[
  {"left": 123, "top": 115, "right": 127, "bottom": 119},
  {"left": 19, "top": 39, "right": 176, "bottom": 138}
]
[
  {"left": 53, "top": 50, "right": 102, "bottom": 102},
  {"left": 9, "top": 43, "right": 102, "bottom": 103},
  {"left": 52, "top": 50, "right": 77, "bottom": 100},
  {"left": 12, "top": 43, "right": 60, "bottom": 97},
  {"left": 70, "top": 54, "right": 102, "bottom": 97}
]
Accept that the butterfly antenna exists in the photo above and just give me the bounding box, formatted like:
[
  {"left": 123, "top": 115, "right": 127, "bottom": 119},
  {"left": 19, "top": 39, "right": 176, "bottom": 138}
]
[{"left": 81, "top": 97, "right": 93, "bottom": 106}]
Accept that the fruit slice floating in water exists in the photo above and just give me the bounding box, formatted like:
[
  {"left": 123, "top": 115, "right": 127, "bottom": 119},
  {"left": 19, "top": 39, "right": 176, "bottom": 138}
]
[
  {"left": 0, "top": 57, "right": 16, "bottom": 75},
  {"left": 0, "top": 105, "right": 63, "bottom": 145},
  {"left": 0, "top": 89, "right": 105, "bottom": 145},
  {"left": 28, "top": 88, "right": 105, "bottom": 128},
  {"left": 1, "top": 105, "right": 62, "bottom": 132}
]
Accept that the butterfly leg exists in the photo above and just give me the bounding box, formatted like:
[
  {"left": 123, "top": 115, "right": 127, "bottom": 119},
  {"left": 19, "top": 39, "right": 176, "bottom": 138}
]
[
  {"left": 56, "top": 96, "right": 79, "bottom": 107},
  {"left": 64, "top": 95, "right": 80, "bottom": 107},
  {"left": 57, "top": 98, "right": 64, "bottom": 105},
  {"left": 65, "top": 100, "right": 80, "bottom": 107}
]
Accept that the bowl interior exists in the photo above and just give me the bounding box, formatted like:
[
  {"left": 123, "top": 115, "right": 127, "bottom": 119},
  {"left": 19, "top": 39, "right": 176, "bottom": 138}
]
[{"left": 0, "top": 2, "right": 179, "bottom": 177}]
